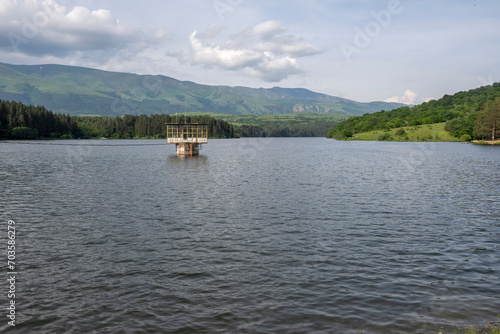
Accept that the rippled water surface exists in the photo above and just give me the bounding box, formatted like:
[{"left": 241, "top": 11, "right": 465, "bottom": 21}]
[{"left": 1, "top": 138, "right": 499, "bottom": 333}]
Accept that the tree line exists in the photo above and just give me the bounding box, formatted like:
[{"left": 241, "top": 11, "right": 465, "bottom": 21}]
[
  {"left": 0, "top": 99, "right": 236, "bottom": 139},
  {"left": 328, "top": 83, "right": 500, "bottom": 141},
  {"left": 236, "top": 123, "right": 333, "bottom": 137},
  {"left": 76, "top": 114, "right": 236, "bottom": 139},
  {"left": 0, "top": 100, "right": 79, "bottom": 139},
  {"left": 0, "top": 99, "right": 337, "bottom": 140}
]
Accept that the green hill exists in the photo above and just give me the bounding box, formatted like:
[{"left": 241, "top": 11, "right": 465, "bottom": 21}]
[
  {"left": 0, "top": 62, "right": 403, "bottom": 117},
  {"left": 327, "top": 83, "right": 500, "bottom": 141}
]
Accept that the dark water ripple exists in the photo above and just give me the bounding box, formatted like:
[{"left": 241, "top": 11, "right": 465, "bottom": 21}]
[{"left": 1, "top": 138, "right": 499, "bottom": 333}]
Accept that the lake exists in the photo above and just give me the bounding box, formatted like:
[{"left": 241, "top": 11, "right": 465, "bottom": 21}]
[{"left": 1, "top": 138, "right": 499, "bottom": 333}]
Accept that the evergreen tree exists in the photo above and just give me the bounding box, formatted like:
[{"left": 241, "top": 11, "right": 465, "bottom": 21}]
[{"left": 474, "top": 98, "right": 500, "bottom": 140}]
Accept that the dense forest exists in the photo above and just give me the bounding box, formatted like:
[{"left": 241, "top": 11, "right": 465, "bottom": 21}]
[
  {"left": 76, "top": 114, "right": 236, "bottom": 139},
  {"left": 0, "top": 100, "right": 78, "bottom": 139},
  {"left": 0, "top": 99, "right": 338, "bottom": 139},
  {"left": 327, "top": 83, "right": 500, "bottom": 141},
  {"left": 0, "top": 99, "right": 236, "bottom": 139},
  {"left": 235, "top": 122, "right": 333, "bottom": 137}
]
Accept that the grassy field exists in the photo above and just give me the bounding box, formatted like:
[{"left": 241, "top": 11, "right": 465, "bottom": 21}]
[{"left": 351, "top": 122, "right": 461, "bottom": 142}]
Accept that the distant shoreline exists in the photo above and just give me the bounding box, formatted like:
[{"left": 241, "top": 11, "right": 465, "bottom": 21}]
[{"left": 472, "top": 139, "right": 500, "bottom": 145}]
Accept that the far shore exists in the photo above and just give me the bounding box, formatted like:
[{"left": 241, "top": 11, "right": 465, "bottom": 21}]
[{"left": 472, "top": 139, "right": 500, "bottom": 145}]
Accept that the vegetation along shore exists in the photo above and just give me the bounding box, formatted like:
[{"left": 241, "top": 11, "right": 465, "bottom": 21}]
[
  {"left": 1, "top": 82, "right": 499, "bottom": 142},
  {"left": 327, "top": 83, "right": 500, "bottom": 142},
  {"left": 0, "top": 99, "right": 344, "bottom": 139}
]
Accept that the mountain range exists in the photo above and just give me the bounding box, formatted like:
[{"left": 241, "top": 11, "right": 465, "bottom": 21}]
[{"left": 0, "top": 62, "right": 403, "bottom": 117}]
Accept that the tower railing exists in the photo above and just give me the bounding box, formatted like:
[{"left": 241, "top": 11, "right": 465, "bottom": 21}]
[{"left": 165, "top": 123, "right": 208, "bottom": 144}]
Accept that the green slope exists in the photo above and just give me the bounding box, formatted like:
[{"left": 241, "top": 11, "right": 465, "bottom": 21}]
[
  {"left": 0, "top": 62, "right": 403, "bottom": 117},
  {"left": 328, "top": 83, "right": 500, "bottom": 140},
  {"left": 352, "top": 123, "right": 460, "bottom": 142}
]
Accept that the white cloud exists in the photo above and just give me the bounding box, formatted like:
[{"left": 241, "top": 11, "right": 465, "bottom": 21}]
[
  {"left": 194, "top": 25, "right": 225, "bottom": 40},
  {"left": 252, "top": 20, "right": 284, "bottom": 36},
  {"left": 189, "top": 31, "right": 261, "bottom": 70},
  {"left": 179, "top": 20, "right": 321, "bottom": 82},
  {"left": 245, "top": 54, "right": 301, "bottom": 82},
  {"left": 0, "top": 0, "right": 148, "bottom": 57},
  {"left": 384, "top": 90, "right": 418, "bottom": 105}
]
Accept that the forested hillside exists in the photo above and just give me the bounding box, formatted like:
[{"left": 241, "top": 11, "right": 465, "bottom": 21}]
[
  {"left": 0, "top": 100, "right": 78, "bottom": 139},
  {"left": 327, "top": 83, "right": 500, "bottom": 141},
  {"left": 0, "top": 99, "right": 235, "bottom": 139}
]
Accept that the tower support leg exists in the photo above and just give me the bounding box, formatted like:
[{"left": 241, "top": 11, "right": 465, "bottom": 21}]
[{"left": 176, "top": 143, "right": 199, "bottom": 156}]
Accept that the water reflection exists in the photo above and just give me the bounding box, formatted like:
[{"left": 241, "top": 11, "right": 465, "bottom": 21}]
[{"left": 166, "top": 154, "right": 208, "bottom": 168}]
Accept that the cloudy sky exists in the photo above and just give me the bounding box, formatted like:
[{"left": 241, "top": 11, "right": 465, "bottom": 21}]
[{"left": 0, "top": 0, "right": 499, "bottom": 104}]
